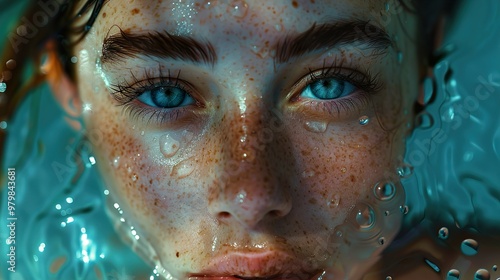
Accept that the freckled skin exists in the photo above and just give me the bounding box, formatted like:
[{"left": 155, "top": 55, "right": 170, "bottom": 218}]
[{"left": 71, "top": 0, "right": 419, "bottom": 278}]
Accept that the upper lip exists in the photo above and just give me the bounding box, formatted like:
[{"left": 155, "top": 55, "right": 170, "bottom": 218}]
[{"left": 188, "top": 251, "right": 323, "bottom": 280}]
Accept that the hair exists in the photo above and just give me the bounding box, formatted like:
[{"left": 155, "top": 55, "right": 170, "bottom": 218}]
[{"left": 0, "top": 0, "right": 461, "bottom": 172}]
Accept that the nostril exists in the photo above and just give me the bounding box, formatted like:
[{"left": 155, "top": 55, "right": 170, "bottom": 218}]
[{"left": 218, "top": 211, "right": 231, "bottom": 219}]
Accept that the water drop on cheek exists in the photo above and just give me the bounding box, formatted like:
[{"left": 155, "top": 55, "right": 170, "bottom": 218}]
[
  {"left": 112, "top": 156, "right": 120, "bottom": 168},
  {"left": 171, "top": 159, "right": 195, "bottom": 179},
  {"left": 461, "top": 238, "right": 479, "bottom": 256},
  {"left": 474, "top": 269, "right": 490, "bottom": 280},
  {"left": 327, "top": 194, "right": 341, "bottom": 208},
  {"left": 304, "top": 121, "right": 328, "bottom": 133},
  {"left": 447, "top": 269, "right": 460, "bottom": 279},
  {"left": 358, "top": 116, "right": 370, "bottom": 125},
  {"left": 438, "top": 227, "right": 449, "bottom": 240},
  {"left": 160, "top": 134, "right": 181, "bottom": 158}
]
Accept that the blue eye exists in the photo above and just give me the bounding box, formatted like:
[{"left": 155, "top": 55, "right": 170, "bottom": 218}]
[
  {"left": 301, "top": 78, "right": 356, "bottom": 100},
  {"left": 137, "top": 86, "right": 194, "bottom": 108}
]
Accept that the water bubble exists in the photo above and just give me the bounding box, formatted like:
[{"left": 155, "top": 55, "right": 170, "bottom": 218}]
[
  {"left": 492, "top": 265, "right": 497, "bottom": 271},
  {"left": 160, "top": 134, "right": 180, "bottom": 158},
  {"left": 396, "top": 164, "right": 413, "bottom": 178},
  {"left": 373, "top": 181, "right": 396, "bottom": 201},
  {"left": 400, "top": 205, "right": 409, "bottom": 215},
  {"left": 304, "top": 121, "right": 328, "bottom": 133},
  {"left": 358, "top": 116, "right": 370, "bottom": 125},
  {"left": 415, "top": 111, "right": 434, "bottom": 129},
  {"left": 228, "top": 0, "right": 248, "bottom": 18},
  {"left": 0, "top": 82, "right": 6, "bottom": 93},
  {"left": 70, "top": 56, "right": 78, "bottom": 64},
  {"left": 461, "top": 239, "right": 479, "bottom": 256},
  {"left": 355, "top": 204, "right": 375, "bottom": 229},
  {"left": 171, "top": 159, "right": 195, "bottom": 179},
  {"left": 6, "top": 59, "right": 16, "bottom": 69},
  {"left": 447, "top": 269, "right": 460, "bottom": 280},
  {"left": 132, "top": 174, "right": 138, "bottom": 181},
  {"left": 0, "top": 121, "right": 7, "bottom": 130},
  {"left": 378, "top": 237, "right": 386, "bottom": 245},
  {"left": 474, "top": 269, "right": 490, "bottom": 280},
  {"left": 327, "top": 194, "right": 341, "bottom": 208},
  {"left": 438, "top": 227, "right": 449, "bottom": 240},
  {"left": 385, "top": 277, "right": 392, "bottom": 280}
]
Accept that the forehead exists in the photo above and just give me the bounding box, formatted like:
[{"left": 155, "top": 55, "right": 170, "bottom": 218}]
[{"left": 94, "top": 0, "right": 389, "bottom": 39}]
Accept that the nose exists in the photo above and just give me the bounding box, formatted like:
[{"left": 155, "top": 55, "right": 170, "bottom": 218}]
[{"left": 208, "top": 100, "right": 292, "bottom": 229}]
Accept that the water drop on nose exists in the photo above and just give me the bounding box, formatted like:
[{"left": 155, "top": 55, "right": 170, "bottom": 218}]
[
  {"left": 373, "top": 181, "right": 396, "bottom": 201},
  {"left": 447, "top": 269, "right": 460, "bottom": 280},
  {"left": 358, "top": 115, "right": 370, "bottom": 125},
  {"left": 327, "top": 194, "right": 341, "bottom": 208},
  {"left": 112, "top": 156, "right": 120, "bottom": 168},
  {"left": 171, "top": 159, "right": 195, "bottom": 179},
  {"left": 228, "top": 0, "right": 248, "bottom": 18},
  {"left": 304, "top": 121, "right": 328, "bottom": 133},
  {"left": 438, "top": 227, "right": 449, "bottom": 240},
  {"left": 355, "top": 205, "right": 375, "bottom": 229},
  {"left": 461, "top": 239, "right": 479, "bottom": 256},
  {"left": 474, "top": 269, "right": 490, "bottom": 280},
  {"left": 160, "top": 134, "right": 180, "bottom": 158}
]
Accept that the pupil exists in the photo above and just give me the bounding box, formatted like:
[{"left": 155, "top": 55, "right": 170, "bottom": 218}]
[{"left": 152, "top": 87, "right": 185, "bottom": 108}]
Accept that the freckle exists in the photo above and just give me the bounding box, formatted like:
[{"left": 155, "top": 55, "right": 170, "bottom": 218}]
[
  {"left": 308, "top": 198, "right": 317, "bottom": 204},
  {"left": 292, "top": 0, "right": 298, "bottom": 8},
  {"left": 131, "top": 8, "right": 140, "bottom": 15},
  {"left": 102, "top": 12, "right": 107, "bottom": 18},
  {"left": 176, "top": 252, "right": 180, "bottom": 257}
]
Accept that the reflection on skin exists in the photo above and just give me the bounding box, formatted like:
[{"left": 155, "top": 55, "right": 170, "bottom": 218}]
[{"left": 63, "top": 0, "right": 419, "bottom": 278}]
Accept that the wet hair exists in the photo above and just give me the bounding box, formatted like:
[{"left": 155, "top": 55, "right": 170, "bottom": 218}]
[{"left": 0, "top": 0, "right": 461, "bottom": 165}]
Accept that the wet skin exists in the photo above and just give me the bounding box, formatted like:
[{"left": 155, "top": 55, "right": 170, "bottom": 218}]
[{"left": 68, "top": 0, "right": 420, "bottom": 278}]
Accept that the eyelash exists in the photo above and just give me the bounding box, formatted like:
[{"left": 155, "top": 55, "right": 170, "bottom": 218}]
[
  {"left": 290, "top": 60, "right": 382, "bottom": 117},
  {"left": 109, "top": 67, "right": 200, "bottom": 123}
]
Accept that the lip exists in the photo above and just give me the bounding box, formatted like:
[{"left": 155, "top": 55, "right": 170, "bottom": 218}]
[{"left": 188, "top": 251, "right": 323, "bottom": 280}]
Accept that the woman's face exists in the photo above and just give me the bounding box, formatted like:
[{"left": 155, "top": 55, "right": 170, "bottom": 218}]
[{"left": 72, "top": 0, "right": 419, "bottom": 278}]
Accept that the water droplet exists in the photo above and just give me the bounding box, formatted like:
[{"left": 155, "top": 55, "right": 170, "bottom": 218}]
[
  {"left": 378, "top": 237, "right": 386, "bottom": 245},
  {"left": 160, "top": 134, "right": 180, "bottom": 158},
  {"left": 171, "top": 159, "right": 195, "bottom": 179},
  {"left": 0, "top": 121, "right": 7, "bottom": 130},
  {"left": 385, "top": 2, "right": 390, "bottom": 11},
  {"left": 437, "top": 227, "right": 449, "bottom": 240},
  {"left": 228, "top": 0, "right": 248, "bottom": 18},
  {"left": 358, "top": 115, "right": 370, "bottom": 125},
  {"left": 474, "top": 269, "right": 490, "bottom": 280},
  {"left": 182, "top": 129, "right": 195, "bottom": 143},
  {"left": 6, "top": 59, "right": 16, "bottom": 69},
  {"left": 447, "top": 269, "right": 460, "bottom": 280},
  {"left": 425, "top": 258, "right": 441, "bottom": 273},
  {"left": 0, "top": 82, "right": 6, "bottom": 93},
  {"left": 355, "top": 205, "right": 375, "bottom": 229},
  {"left": 17, "top": 25, "right": 27, "bottom": 36},
  {"left": 373, "top": 181, "right": 396, "bottom": 201},
  {"left": 70, "top": 56, "right": 78, "bottom": 63},
  {"left": 416, "top": 111, "right": 434, "bottom": 129},
  {"left": 328, "top": 194, "right": 341, "bottom": 208},
  {"left": 421, "top": 76, "right": 435, "bottom": 105},
  {"left": 400, "top": 205, "right": 409, "bottom": 214},
  {"left": 340, "top": 167, "right": 347, "bottom": 173},
  {"left": 461, "top": 239, "right": 479, "bottom": 256},
  {"left": 396, "top": 164, "right": 413, "bottom": 178},
  {"left": 301, "top": 170, "right": 315, "bottom": 178},
  {"left": 304, "top": 121, "right": 328, "bottom": 133},
  {"left": 127, "top": 166, "right": 132, "bottom": 173},
  {"left": 397, "top": 52, "right": 403, "bottom": 63},
  {"left": 112, "top": 156, "right": 120, "bottom": 168},
  {"left": 336, "top": 230, "right": 343, "bottom": 238},
  {"left": 140, "top": 130, "right": 145, "bottom": 136},
  {"left": 132, "top": 174, "right": 138, "bottom": 181},
  {"left": 492, "top": 265, "right": 497, "bottom": 272},
  {"left": 384, "top": 210, "right": 390, "bottom": 216}
]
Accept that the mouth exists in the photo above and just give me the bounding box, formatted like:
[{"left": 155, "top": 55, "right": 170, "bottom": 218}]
[{"left": 188, "top": 251, "right": 324, "bottom": 280}]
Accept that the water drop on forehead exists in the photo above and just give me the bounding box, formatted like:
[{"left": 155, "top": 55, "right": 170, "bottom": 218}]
[
  {"left": 461, "top": 238, "right": 479, "bottom": 256},
  {"left": 358, "top": 115, "right": 370, "bottom": 125},
  {"left": 228, "top": 0, "right": 248, "bottom": 18},
  {"left": 160, "top": 134, "right": 180, "bottom": 158},
  {"left": 447, "top": 269, "right": 460, "bottom": 280},
  {"left": 474, "top": 269, "right": 490, "bottom": 280},
  {"left": 304, "top": 121, "right": 328, "bottom": 133}
]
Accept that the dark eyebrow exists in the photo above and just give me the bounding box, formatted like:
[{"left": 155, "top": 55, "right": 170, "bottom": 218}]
[
  {"left": 275, "top": 20, "right": 393, "bottom": 64},
  {"left": 100, "top": 28, "right": 217, "bottom": 66}
]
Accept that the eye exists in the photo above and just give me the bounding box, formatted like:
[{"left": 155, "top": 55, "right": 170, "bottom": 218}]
[
  {"left": 137, "top": 85, "right": 195, "bottom": 108},
  {"left": 300, "top": 77, "right": 356, "bottom": 100}
]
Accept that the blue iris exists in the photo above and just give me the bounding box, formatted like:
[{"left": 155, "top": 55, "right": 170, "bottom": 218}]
[
  {"left": 302, "top": 78, "right": 355, "bottom": 100},
  {"left": 138, "top": 86, "right": 194, "bottom": 108}
]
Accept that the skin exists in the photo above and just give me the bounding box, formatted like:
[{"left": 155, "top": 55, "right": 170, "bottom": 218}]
[{"left": 54, "top": 0, "right": 422, "bottom": 278}]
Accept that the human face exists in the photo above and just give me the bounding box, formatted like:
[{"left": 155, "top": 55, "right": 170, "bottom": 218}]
[{"left": 72, "top": 0, "right": 418, "bottom": 278}]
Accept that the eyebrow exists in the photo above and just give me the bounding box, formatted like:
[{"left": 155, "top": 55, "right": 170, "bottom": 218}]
[
  {"left": 274, "top": 20, "right": 393, "bottom": 64},
  {"left": 100, "top": 28, "right": 217, "bottom": 66}
]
